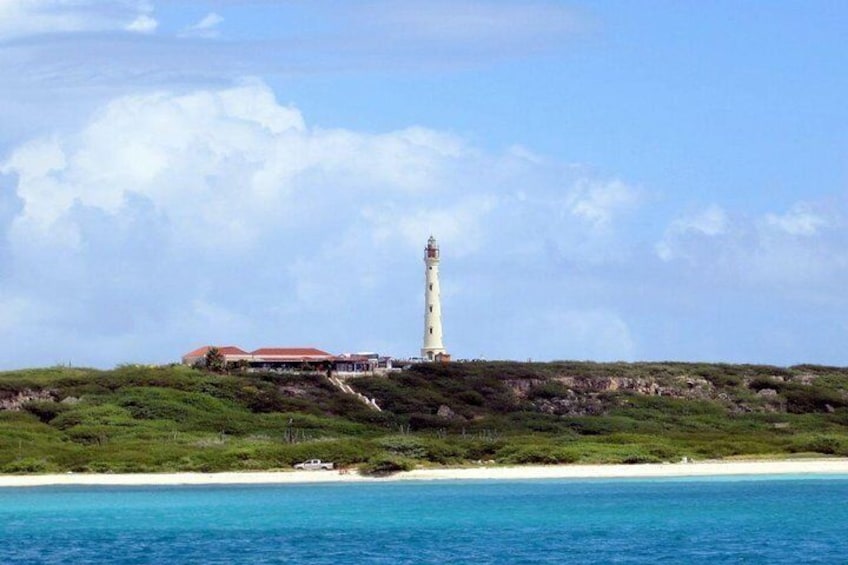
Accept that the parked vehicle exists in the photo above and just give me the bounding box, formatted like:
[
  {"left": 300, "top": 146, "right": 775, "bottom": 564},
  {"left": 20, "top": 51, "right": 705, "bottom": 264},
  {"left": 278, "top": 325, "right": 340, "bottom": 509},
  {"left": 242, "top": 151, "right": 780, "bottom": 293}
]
[{"left": 293, "top": 459, "right": 334, "bottom": 470}]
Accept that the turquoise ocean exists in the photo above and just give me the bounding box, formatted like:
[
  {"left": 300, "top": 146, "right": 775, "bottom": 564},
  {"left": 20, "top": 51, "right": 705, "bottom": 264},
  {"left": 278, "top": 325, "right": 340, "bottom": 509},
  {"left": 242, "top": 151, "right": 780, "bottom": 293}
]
[{"left": 2, "top": 476, "right": 847, "bottom": 563}]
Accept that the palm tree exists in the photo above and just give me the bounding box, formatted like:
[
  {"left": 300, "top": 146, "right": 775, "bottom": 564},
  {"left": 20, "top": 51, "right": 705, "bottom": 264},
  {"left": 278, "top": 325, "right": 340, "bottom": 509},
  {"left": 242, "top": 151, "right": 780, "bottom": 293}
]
[{"left": 205, "top": 347, "right": 226, "bottom": 373}]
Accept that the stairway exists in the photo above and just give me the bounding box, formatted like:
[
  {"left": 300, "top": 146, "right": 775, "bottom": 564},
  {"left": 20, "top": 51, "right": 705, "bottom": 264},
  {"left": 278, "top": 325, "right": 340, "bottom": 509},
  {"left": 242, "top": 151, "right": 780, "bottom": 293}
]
[{"left": 328, "top": 376, "right": 381, "bottom": 411}]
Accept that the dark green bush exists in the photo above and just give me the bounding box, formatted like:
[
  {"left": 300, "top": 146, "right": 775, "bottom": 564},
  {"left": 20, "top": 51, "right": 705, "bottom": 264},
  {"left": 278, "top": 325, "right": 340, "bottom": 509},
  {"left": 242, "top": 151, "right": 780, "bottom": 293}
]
[
  {"left": 790, "top": 434, "right": 845, "bottom": 455},
  {"left": 66, "top": 425, "right": 115, "bottom": 445},
  {"left": 266, "top": 439, "right": 376, "bottom": 467},
  {"left": 22, "top": 401, "right": 68, "bottom": 423},
  {"left": 457, "top": 390, "right": 486, "bottom": 406},
  {"left": 359, "top": 454, "right": 414, "bottom": 476},
  {"left": 455, "top": 438, "right": 506, "bottom": 460},
  {"left": 749, "top": 378, "right": 785, "bottom": 392},
  {"left": 377, "top": 435, "right": 427, "bottom": 458},
  {"left": 52, "top": 404, "right": 135, "bottom": 429},
  {"left": 496, "top": 443, "right": 578, "bottom": 465},
  {"left": 619, "top": 452, "right": 663, "bottom": 464},
  {"left": 527, "top": 382, "right": 572, "bottom": 400},
  {"left": 784, "top": 387, "right": 847, "bottom": 414},
  {"left": 2, "top": 457, "right": 57, "bottom": 474}
]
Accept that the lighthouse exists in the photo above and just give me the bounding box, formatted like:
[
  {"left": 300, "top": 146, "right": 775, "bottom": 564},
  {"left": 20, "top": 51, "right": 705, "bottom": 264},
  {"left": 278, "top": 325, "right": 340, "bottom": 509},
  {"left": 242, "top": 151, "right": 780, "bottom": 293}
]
[{"left": 422, "top": 236, "right": 447, "bottom": 361}]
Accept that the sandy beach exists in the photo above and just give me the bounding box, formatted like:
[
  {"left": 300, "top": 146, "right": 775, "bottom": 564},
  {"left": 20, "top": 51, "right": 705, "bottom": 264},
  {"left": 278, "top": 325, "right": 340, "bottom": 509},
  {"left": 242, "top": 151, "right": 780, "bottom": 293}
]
[{"left": 1, "top": 459, "right": 847, "bottom": 488}]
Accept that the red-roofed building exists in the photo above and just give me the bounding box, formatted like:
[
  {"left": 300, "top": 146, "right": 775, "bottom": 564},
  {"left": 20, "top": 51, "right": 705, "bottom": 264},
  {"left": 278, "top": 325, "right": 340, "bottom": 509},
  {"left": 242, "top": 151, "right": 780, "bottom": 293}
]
[
  {"left": 182, "top": 345, "right": 393, "bottom": 374},
  {"left": 251, "top": 348, "right": 333, "bottom": 361},
  {"left": 251, "top": 347, "right": 334, "bottom": 371},
  {"left": 181, "top": 345, "right": 251, "bottom": 366}
]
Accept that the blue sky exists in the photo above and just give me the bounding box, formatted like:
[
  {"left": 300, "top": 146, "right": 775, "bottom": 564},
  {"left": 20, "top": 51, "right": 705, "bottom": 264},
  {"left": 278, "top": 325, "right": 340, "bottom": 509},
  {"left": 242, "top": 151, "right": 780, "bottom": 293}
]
[{"left": 1, "top": 1, "right": 847, "bottom": 368}]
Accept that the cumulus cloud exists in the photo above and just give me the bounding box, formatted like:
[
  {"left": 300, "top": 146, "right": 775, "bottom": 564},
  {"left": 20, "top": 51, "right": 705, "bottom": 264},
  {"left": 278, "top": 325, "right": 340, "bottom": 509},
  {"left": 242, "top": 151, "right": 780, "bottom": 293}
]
[
  {"left": 655, "top": 205, "right": 728, "bottom": 261},
  {"left": 566, "top": 178, "right": 639, "bottom": 229},
  {"left": 0, "top": 80, "right": 638, "bottom": 367},
  {"left": 5, "top": 82, "right": 492, "bottom": 262},
  {"left": 5, "top": 79, "right": 844, "bottom": 368},
  {"left": 2, "top": 81, "right": 624, "bottom": 265}
]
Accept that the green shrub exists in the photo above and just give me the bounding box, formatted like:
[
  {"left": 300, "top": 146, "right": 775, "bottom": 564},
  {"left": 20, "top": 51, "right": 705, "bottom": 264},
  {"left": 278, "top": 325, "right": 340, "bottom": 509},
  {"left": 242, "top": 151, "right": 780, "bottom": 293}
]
[
  {"left": 457, "top": 390, "right": 486, "bottom": 406},
  {"left": 618, "top": 452, "right": 663, "bottom": 464},
  {"left": 749, "top": 377, "right": 785, "bottom": 393},
  {"left": 2, "top": 457, "right": 57, "bottom": 474},
  {"left": 408, "top": 413, "right": 453, "bottom": 430},
  {"left": 699, "top": 371, "right": 743, "bottom": 388},
  {"left": 647, "top": 444, "right": 680, "bottom": 461},
  {"left": 359, "top": 454, "right": 414, "bottom": 476},
  {"left": 563, "top": 416, "right": 645, "bottom": 435},
  {"left": 66, "top": 425, "right": 115, "bottom": 445},
  {"left": 52, "top": 404, "right": 135, "bottom": 429},
  {"left": 455, "top": 437, "right": 506, "bottom": 460},
  {"left": 784, "top": 387, "right": 847, "bottom": 414},
  {"left": 419, "top": 438, "right": 465, "bottom": 464},
  {"left": 261, "top": 439, "right": 376, "bottom": 468},
  {"left": 790, "top": 434, "right": 845, "bottom": 455},
  {"left": 508, "top": 412, "right": 579, "bottom": 434},
  {"left": 496, "top": 443, "right": 578, "bottom": 465},
  {"left": 527, "top": 382, "right": 572, "bottom": 400},
  {"left": 82, "top": 461, "right": 116, "bottom": 473},
  {"left": 22, "top": 401, "right": 69, "bottom": 424},
  {"left": 377, "top": 435, "right": 427, "bottom": 458}
]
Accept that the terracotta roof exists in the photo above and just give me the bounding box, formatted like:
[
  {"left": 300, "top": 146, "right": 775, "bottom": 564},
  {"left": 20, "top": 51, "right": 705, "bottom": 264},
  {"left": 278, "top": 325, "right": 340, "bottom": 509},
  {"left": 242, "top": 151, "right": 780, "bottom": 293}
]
[
  {"left": 183, "top": 345, "right": 336, "bottom": 362},
  {"left": 182, "top": 345, "right": 249, "bottom": 358},
  {"left": 251, "top": 347, "right": 332, "bottom": 358}
]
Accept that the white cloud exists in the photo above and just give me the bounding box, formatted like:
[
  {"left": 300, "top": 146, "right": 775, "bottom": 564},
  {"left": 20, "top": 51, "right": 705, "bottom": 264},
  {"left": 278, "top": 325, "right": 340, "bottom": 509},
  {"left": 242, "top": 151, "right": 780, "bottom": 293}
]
[
  {"left": 4, "top": 79, "right": 845, "bottom": 368},
  {"left": 764, "top": 204, "right": 827, "bottom": 236},
  {"left": 506, "top": 145, "right": 543, "bottom": 165},
  {"left": 180, "top": 12, "right": 224, "bottom": 39},
  {"left": 126, "top": 15, "right": 158, "bottom": 34},
  {"left": 194, "top": 13, "right": 224, "bottom": 31},
  {"left": 675, "top": 204, "right": 728, "bottom": 236},
  {"left": 565, "top": 178, "right": 639, "bottom": 229},
  {"left": 3, "top": 82, "right": 309, "bottom": 240},
  {"left": 0, "top": 1, "right": 584, "bottom": 99},
  {"left": 655, "top": 205, "right": 728, "bottom": 261},
  {"left": 364, "top": 195, "right": 498, "bottom": 257},
  {"left": 0, "top": 80, "right": 645, "bottom": 366},
  {"left": 655, "top": 202, "right": 848, "bottom": 290},
  {"left": 0, "top": 0, "right": 155, "bottom": 41}
]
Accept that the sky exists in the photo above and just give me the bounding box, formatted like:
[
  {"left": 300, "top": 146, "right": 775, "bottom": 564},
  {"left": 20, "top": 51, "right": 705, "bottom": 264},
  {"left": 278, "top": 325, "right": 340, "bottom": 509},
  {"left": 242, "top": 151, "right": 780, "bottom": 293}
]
[{"left": 1, "top": 1, "right": 847, "bottom": 368}]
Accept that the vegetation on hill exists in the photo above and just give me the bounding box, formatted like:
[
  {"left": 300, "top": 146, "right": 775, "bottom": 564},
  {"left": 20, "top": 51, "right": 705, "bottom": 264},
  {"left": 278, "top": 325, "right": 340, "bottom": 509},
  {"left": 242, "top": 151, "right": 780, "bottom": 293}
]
[{"left": 2, "top": 361, "right": 848, "bottom": 473}]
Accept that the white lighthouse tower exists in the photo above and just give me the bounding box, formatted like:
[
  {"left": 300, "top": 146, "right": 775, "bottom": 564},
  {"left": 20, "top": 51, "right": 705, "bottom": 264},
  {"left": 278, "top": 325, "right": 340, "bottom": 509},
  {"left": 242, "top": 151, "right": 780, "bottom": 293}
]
[{"left": 421, "top": 235, "right": 447, "bottom": 361}]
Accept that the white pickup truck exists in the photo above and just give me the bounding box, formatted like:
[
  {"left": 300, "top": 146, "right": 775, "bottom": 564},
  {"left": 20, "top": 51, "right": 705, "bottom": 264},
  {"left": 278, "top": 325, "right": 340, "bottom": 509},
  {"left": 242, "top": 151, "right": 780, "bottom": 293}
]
[{"left": 293, "top": 459, "right": 334, "bottom": 471}]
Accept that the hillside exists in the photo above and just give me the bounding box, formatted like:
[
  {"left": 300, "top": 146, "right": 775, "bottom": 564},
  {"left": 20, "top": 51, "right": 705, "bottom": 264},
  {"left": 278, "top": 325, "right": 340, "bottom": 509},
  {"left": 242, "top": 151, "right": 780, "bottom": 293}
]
[{"left": 2, "top": 362, "right": 848, "bottom": 473}]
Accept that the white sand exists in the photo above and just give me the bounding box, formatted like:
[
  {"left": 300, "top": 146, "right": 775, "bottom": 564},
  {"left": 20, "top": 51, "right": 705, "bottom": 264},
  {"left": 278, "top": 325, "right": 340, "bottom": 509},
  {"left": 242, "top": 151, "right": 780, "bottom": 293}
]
[{"left": 2, "top": 459, "right": 848, "bottom": 488}]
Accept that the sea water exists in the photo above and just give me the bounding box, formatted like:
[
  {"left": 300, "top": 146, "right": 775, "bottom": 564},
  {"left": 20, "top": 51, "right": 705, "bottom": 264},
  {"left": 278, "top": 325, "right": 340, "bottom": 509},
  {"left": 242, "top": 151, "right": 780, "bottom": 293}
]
[{"left": 1, "top": 476, "right": 847, "bottom": 564}]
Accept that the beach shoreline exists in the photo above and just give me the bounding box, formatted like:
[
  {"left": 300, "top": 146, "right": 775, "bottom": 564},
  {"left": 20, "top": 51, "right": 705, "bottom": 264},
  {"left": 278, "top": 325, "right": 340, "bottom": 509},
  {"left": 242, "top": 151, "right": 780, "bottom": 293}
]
[{"left": 2, "top": 458, "right": 848, "bottom": 488}]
